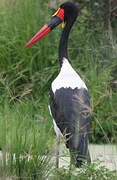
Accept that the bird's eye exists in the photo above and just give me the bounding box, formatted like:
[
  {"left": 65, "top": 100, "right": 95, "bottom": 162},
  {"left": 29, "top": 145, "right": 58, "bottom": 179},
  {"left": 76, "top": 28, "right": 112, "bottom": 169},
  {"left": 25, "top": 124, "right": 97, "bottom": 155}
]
[{"left": 81, "top": 111, "right": 90, "bottom": 118}]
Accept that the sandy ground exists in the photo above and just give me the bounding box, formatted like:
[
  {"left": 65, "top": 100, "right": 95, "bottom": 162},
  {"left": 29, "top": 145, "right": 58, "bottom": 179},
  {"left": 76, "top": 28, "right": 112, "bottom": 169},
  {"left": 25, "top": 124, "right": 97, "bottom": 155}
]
[{"left": 53, "top": 144, "right": 117, "bottom": 171}]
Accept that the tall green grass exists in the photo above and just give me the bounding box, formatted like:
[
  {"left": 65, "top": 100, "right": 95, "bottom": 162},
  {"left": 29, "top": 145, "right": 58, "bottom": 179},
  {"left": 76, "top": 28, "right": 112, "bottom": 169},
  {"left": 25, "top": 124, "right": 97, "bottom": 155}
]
[
  {"left": 0, "top": 0, "right": 59, "bottom": 101},
  {"left": 0, "top": 1, "right": 57, "bottom": 178},
  {"left": 0, "top": 0, "right": 117, "bottom": 178},
  {"left": 0, "top": 99, "right": 54, "bottom": 179}
]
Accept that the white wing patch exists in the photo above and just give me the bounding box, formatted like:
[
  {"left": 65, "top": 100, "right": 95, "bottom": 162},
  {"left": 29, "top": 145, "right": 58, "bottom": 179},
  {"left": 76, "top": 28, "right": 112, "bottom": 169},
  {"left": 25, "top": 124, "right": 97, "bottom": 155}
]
[
  {"left": 52, "top": 58, "right": 87, "bottom": 93},
  {"left": 52, "top": 119, "right": 63, "bottom": 137},
  {"left": 48, "top": 105, "right": 63, "bottom": 137}
]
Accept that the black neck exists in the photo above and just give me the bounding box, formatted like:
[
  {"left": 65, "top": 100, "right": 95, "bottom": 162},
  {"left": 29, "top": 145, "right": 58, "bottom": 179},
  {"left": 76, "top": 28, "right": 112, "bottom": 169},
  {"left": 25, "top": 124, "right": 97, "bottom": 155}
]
[{"left": 59, "top": 20, "right": 74, "bottom": 67}]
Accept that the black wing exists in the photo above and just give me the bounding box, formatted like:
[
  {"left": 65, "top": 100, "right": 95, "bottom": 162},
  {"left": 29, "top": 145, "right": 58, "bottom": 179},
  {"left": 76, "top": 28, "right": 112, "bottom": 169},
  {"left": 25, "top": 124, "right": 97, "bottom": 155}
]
[
  {"left": 49, "top": 87, "right": 91, "bottom": 166},
  {"left": 49, "top": 87, "right": 91, "bottom": 140}
]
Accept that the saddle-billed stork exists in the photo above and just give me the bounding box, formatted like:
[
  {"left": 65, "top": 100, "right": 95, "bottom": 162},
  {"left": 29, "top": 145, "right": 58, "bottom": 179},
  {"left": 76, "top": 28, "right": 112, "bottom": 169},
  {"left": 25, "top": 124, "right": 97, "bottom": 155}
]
[{"left": 25, "top": 1, "right": 91, "bottom": 167}]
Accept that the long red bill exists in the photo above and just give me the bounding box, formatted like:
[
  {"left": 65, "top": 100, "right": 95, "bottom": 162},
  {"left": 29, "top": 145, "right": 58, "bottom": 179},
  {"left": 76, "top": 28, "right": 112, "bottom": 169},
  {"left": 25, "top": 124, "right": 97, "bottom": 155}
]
[
  {"left": 24, "top": 24, "right": 51, "bottom": 47},
  {"left": 24, "top": 8, "right": 64, "bottom": 48}
]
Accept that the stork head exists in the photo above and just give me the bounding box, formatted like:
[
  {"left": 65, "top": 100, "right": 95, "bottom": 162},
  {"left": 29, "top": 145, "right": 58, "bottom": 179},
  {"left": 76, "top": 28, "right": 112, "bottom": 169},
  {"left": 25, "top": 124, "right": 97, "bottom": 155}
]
[
  {"left": 24, "top": 1, "right": 79, "bottom": 47},
  {"left": 60, "top": 1, "right": 79, "bottom": 24}
]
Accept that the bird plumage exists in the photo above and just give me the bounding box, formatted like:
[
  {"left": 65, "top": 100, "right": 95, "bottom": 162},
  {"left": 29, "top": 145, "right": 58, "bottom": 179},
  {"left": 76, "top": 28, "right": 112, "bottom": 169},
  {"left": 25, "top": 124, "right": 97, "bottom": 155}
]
[
  {"left": 49, "top": 2, "right": 91, "bottom": 167},
  {"left": 49, "top": 72, "right": 91, "bottom": 167},
  {"left": 52, "top": 58, "right": 87, "bottom": 93},
  {"left": 25, "top": 1, "right": 91, "bottom": 168}
]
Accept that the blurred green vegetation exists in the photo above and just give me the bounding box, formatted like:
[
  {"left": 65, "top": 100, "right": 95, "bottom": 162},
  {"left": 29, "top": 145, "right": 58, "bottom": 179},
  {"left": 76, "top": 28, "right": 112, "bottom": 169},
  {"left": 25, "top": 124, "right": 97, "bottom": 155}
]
[
  {"left": 51, "top": 163, "right": 117, "bottom": 180},
  {"left": 0, "top": 0, "right": 117, "bottom": 178}
]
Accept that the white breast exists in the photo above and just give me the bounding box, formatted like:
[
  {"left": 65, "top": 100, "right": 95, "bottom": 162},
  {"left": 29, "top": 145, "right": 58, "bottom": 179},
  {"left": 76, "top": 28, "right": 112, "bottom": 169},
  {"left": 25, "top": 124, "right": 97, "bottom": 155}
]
[{"left": 52, "top": 58, "right": 87, "bottom": 93}]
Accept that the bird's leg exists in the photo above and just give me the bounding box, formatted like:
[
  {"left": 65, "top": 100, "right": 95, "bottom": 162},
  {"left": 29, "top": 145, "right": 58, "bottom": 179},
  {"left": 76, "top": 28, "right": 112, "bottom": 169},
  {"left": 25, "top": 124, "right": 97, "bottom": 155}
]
[
  {"left": 56, "top": 136, "right": 60, "bottom": 168},
  {"left": 69, "top": 150, "right": 76, "bottom": 170},
  {"left": 87, "top": 149, "right": 91, "bottom": 164}
]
